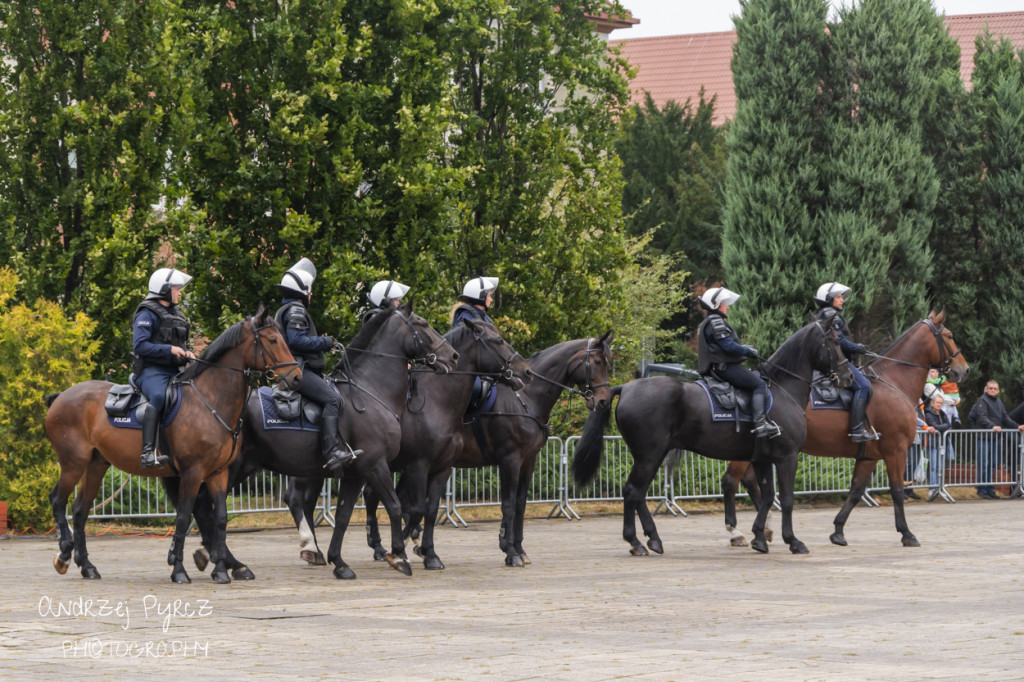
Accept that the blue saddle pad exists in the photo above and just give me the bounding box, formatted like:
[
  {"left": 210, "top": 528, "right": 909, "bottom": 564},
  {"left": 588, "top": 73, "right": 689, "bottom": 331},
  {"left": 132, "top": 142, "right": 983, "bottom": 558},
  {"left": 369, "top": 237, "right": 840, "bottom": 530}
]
[
  {"left": 257, "top": 386, "right": 319, "bottom": 432},
  {"left": 695, "top": 380, "right": 773, "bottom": 423},
  {"left": 106, "top": 386, "right": 182, "bottom": 429},
  {"left": 809, "top": 384, "right": 851, "bottom": 411}
]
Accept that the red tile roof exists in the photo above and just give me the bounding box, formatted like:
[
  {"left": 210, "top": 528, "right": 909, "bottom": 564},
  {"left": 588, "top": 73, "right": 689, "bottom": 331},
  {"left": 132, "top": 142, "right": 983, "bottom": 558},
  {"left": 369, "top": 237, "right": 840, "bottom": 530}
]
[{"left": 611, "top": 11, "right": 1024, "bottom": 125}]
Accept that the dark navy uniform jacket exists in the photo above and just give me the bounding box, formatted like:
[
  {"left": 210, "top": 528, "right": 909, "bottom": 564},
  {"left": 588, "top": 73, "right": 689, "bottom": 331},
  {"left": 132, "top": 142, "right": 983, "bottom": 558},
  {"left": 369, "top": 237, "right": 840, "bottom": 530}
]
[
  {"left": 276, "top": 298, "right": 333, "bottom": 372},
  {"left": 451, "top": 304, "right": 494, "bottom": 327}
]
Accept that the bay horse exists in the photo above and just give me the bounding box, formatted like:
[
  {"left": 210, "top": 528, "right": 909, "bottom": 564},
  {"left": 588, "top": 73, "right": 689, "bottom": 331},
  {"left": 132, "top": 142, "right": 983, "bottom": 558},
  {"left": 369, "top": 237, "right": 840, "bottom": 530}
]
[
  {"left": 573, "top": 320, "right": 850, "bottom": 555},
  {"left": 174, "top": 298, "right": 460, "bottom": 579},
  {"left": 282, "top": 316, "right": 534, "bottom": 573},
  {"left": 720, "top": 311, "right": 969, "bottom": 548},
  {"left": 43, "top": 304, "right": 301, "bottom": 583},
  {"left": 364, "top": 332, "right": 615, "bottom": 569}
]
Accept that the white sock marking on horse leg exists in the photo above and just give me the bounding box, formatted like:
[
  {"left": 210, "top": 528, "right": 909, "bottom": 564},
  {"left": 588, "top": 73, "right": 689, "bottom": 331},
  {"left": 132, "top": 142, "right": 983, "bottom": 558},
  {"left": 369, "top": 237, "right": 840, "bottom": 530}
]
[{"left": 297, "top": 516, "right": 316, "bottom": 554}]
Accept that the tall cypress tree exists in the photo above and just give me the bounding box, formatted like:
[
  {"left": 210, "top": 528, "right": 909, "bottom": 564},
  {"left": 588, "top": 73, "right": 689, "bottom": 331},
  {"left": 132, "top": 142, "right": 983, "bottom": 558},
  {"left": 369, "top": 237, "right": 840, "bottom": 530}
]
[
  {"left": 972, "top": 35, "right": 1024, "bottom": 397},
  {"left": 722, "top": 0, "right": 831, "bottom": 349},
  {"left": 824, "top": 0, "right": 952, "bottom": 344}
]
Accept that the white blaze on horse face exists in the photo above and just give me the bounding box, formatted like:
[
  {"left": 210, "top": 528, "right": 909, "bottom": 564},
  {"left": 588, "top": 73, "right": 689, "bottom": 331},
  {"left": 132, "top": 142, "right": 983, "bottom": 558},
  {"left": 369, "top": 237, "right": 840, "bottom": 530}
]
[{"left": 297, "top": 516, "right": 316, "bottom": 555}]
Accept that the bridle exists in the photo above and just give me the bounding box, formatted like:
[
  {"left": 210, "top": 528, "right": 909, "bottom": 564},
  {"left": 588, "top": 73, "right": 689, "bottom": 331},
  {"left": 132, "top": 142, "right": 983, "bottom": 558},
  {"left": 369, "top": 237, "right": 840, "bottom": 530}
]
[
  {"left": 441, "top": 326, "right": 524, "bottom": 385},
  {"left": 864, "top": 319, "right": 962, "bottom": 376},
  {"left": 532, "top": 338, "right": 611, "bottom": 402},
  {"left": 761, "top": 322, "right": 847, "bottom": 388},
  {"left": 344, "top": 308, "right": 455, "bottom": 370}
]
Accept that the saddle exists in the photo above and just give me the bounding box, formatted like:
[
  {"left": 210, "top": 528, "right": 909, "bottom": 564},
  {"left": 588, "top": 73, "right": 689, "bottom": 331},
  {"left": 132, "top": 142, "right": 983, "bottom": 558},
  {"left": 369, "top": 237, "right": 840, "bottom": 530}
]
[
  {"left": 703, "top": 375, "right": 753, "bottom": 413},
  {"left": 270, "top": 386, "right": 323, "bottom": 427},
  {"left": 104, "top": 375, "right": 180, "bottom": 424},
  {"left": 464, "top": 377, "right": 497, "bottom": 424},
  {"left": 809, "top": 370, "right": 853, "bottom": 411}
]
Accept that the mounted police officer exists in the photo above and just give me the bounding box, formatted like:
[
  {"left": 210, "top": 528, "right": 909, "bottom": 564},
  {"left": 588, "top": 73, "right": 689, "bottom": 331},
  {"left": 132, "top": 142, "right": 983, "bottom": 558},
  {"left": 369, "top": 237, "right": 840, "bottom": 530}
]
[
  {"left": 451, "top": 276, "right": 498, "bottom": 327},
  {"left": 696, "top": 287, "right": 780, "bottom": 438},
  {"left": 814, "top": 282, "right": 879, "bottom": 442},
  {"left": 361, "top": 279, "right": 410, "bottom": 324},
  {"left": 133, "top": 268, "right": 196, "bottom": 469},
  {"left": 275, "top": 258, "right": 362, "bottom": 473}
]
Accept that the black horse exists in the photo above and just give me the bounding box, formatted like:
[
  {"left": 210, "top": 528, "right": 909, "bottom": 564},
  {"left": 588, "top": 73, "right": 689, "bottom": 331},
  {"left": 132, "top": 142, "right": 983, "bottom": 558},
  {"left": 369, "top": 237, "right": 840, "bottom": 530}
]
[
  {"left": 279, "top": 312, "right": 534, "bottom": 575},
  {"left": 572, "top": 321, "right": 850, "bottom": 555},
  {"left": 364, "top": 332, "right": 615, "bottom": 569},
  {"left": 170, "top": 299, "right": 459, "bottom": 579}
]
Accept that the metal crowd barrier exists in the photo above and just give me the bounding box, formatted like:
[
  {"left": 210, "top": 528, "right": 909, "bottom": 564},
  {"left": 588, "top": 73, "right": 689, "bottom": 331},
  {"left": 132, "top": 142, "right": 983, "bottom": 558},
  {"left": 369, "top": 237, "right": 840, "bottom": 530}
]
[{"left": 87, "top": 429, "right": 1024, "bottom": 524}]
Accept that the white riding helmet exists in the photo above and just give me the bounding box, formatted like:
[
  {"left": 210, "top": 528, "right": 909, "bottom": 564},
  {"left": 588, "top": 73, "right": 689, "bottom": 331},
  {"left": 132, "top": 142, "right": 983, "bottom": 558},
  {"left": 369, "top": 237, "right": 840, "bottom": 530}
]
[
  {"left": 279, "top": 258, "right": 317, "bottom": 299},
  {"left": 368, "top": 280, "right": 410, "bottom": 307},
  {"left": 700, "top": 287, "right": 740, "bottom": 311},
  {"left": 460, "top": 276, "right": 499, "bottom": 305},
  {"left": 147, "top": 268, "right": 192, "bottom": 301},
  {"left": 815, "top": 282, "right": 851, "bottom": 305}
]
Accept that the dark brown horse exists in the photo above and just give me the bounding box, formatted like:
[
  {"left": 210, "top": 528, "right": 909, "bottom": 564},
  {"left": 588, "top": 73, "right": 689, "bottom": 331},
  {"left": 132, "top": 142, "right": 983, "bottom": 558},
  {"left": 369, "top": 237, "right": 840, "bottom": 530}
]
[
  {"left": 44, "top": 305, "right": 301, "bottom": 583},
  {"left": 720, "top": 311, "right": 970, "bottom": 548},
  {"left": 364, "top": 332, "right": 614, "bottom": 569},
  {"left": 573, "top": 321, "right": 851, "bottom": 555}
]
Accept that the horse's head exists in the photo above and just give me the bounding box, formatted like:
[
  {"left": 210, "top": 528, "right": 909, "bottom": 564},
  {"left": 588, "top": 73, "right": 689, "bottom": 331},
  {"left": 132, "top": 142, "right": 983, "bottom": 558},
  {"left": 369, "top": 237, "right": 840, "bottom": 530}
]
[
  {"left": 390, "top": 297, "right": 459, "bottom": 374},
  {"left": 460, "top": 318, "right": 533, "bottom": 390},
  {"left": 926, "top": 311, "right": 969, "bottom": 383},
  {"left": 817, "top": 319, "right": 853, "bottom": 389},
  {"left": 252, "top": 303, "right": 302, "bottom": 390},
  {"left": 568, "top": 331, "right": 614, "bottom": 412}
]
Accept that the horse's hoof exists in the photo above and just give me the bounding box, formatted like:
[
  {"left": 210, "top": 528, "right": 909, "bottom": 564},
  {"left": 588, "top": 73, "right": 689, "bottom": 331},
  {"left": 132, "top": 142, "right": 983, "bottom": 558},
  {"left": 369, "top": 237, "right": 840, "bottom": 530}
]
[
  {"left": 729, "top": 536, "right": 748, "bottom": 547},
  {"left": 629, "top": 545, "right": 649, "bottom": 557},
  {"left": 829, "top": 532, "right": 848, "bottom": 547},
  {"left": 211, "top": 571, "right": 231, "bottom": 584},
  {"left": 412, "top": 545, "right": 424, "bottom": 559},
  {"left": 232, "top": 566, "right": 256, "bottom": 580},
  {"left": 424, "top": 556, "right": 445, "bottom": 571},
  {"left": 647, "top": 539, "right": 664, "bottom": 555},
  {"left": 751, "top": 539, "right": 769, "bottom": 554},
  {"left": 519, "top": 552, "right": 531, "bottom": 565},
  {"left": 902, "top": 536, "right": 921, "bottom": 548},
  {"left": 54, "top": 556, "right": 69, "bottom": 575},
  {"left": 386, "top": 554, "right": 413, "bottom": 576},
  {"left": 765, "top": 528, "right": 774, "bottom": 543},
  {"left": 789, "top": 541, "right": 809, "bottom": 555},
  {"left": 171, "top": 571, "right": 192, "bottom": 584},
  {"left": 193, "top": 548, "right": 210, "bottom": 572},
  {"left": 505, "top": 554, "right": 524, "bottom": 567},
  {"left": 80, "top": 565, "right": 102, "bottom": 579},
  {"left": 333, "top": 564, "right": 357, "bottom": 580}
]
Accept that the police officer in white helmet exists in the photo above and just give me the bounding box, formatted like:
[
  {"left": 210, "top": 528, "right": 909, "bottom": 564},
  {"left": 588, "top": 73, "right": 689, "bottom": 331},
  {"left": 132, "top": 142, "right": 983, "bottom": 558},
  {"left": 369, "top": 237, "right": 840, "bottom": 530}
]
[
  {"left": 450, "top": 276, "right": 498, "bottom": 327},
  {"left": 361, "top": 279, "right": 410, "bottom": 324},
  {"left": 275, "top": 258, "right": 362, "bottom": 473}
]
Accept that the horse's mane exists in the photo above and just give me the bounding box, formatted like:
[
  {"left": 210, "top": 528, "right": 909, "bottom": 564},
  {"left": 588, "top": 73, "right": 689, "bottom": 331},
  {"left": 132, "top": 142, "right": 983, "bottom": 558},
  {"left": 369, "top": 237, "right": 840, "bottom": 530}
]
[
  {"left": 445, "top": 318, "right": 486, "bottom": 347},
  {"left": 177, "top": 317, "right": 247, "bottom": 382},
  {"left": 527, "top": 339, "right": 573, "bottom": 361},
  {"left": 767, "top": 321, "right": 821, "bottom": 369},
  {"left": 348, "top": 306, "right": 391, "bottom": 353},
  {"left": 870, "top": 319, "right": 924, "bottom": 363}
]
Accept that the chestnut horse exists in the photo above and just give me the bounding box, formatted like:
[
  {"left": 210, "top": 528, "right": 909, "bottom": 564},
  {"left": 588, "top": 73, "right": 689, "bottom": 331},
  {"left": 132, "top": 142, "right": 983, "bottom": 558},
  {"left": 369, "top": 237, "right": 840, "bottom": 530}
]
[
  {"left": 720, "top": 311, "right": 970, "bottom": 548},
  {"left": 573, "top": 321, "right": 851, "bottom": 555},
  {"left": 44, "top": 305, "right": 300, "bottom": 583}
]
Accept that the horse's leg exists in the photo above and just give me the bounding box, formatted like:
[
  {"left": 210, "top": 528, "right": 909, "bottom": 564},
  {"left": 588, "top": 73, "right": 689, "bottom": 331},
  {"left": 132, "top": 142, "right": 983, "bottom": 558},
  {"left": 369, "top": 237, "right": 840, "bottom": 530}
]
[
  {"left": 774, "top": 455, "right": 808, "bottom": 554},
  {"left": 721, "top": 462, "right": 745, "bottom": 547},
  {"left": 50, "top": 451, "right": 88, "bottom": 575},
  {"left": 417, "top": 469, "right": 450, "bottom": 571},
  {"left": 70, "top": 457, "right": 110, "bottom": 579},
  {"left": 168, "top": 469, "right": 202, "bottom": 584},
  {"left": 883, "top": 454, "right": 919, "bottom": 547},
  {"left": 829, "top": 458, "right": 878, "bottom": 547},
  {"left": 325, "top": 476, "right": 362, "bottom": 580},
  {"left": 200, "top": 469, "right": 235, "bottom": 584},
  {"left": 399, "top": 462, "right": 429, "bottom": 548},
  {"left": 497, "top": 460, "right": 526, "bottom": 567},
  {"left": 749, "top": 461, "right": 775, "bottom": 553},
  {"left": 362, "top": 484, "right": 388, "bottom": 561},
  {"left": 622, "top": 458, "right": 662, "bottom": 556},
  {"left": 363, "top": 462, "right": 411, "bottom": 576},
  {"left": 511, "top": 462, "right": 535, "bottom": 565},
  {"left": 286, "top": 477, "right": 327, "bottom": 565}
]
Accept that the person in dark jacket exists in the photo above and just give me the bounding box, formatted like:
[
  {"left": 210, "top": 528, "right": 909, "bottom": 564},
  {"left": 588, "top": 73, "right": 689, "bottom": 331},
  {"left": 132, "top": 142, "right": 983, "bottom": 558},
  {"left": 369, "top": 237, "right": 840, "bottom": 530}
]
[
  {"left": 133, "top": 268, "right": 196, "bottom": 468},
  {"left": 450, "top": 276, "right": 498, "bottom": 327},
  {"left": 696, "top": 287, "right": 779, "bottom": 438},
  {"left": 923, "top": 392, "right": 952, "bottom": 499},
  {"left": 361, "top": 279, "right": 410, "bottom": 324},
  {"left": 275, "top": 258, "right": 362, "bottom": 473},
  {"left": 968, "top": 380, "right": 1024, "bottom": 499},
  {"left": 813, "top": 282, "right": 878, "bottom": 443}
]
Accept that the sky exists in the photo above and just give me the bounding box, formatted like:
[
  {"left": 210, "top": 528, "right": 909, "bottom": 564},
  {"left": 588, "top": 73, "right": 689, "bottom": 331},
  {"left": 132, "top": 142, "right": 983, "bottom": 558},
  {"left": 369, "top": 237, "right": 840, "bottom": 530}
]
[{"left": 618, "top": 0, "right": 1024, "bottom": 38}]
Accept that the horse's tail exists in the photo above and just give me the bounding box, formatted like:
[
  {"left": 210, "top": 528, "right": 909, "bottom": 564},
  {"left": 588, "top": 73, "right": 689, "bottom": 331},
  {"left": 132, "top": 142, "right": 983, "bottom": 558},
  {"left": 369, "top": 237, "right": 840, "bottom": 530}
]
[
  {"left": 43, "top": 392, "right": 61, "bottom": 408},
  {"left": 572, "top": 384, "right": 622, "bottom": 486}
]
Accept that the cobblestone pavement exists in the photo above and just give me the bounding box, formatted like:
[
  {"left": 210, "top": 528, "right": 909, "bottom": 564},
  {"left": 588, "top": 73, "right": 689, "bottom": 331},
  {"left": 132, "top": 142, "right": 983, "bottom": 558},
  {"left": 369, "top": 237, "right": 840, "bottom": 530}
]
[{"left": 1, "top": 500, "right": 1022, "bottom": 680}]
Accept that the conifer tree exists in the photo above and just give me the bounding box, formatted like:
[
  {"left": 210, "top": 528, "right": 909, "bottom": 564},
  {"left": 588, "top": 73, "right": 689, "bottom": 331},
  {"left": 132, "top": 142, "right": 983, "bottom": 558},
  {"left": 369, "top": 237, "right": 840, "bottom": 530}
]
[{"left": 722, "top": 0, "right": 831, "bottom": 349}]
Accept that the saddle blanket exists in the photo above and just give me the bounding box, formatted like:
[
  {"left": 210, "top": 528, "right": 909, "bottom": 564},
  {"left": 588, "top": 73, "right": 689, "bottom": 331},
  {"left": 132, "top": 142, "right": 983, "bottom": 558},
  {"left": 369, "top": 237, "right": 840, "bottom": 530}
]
[
  {"left": 809, "top": 384, "right": 850, "bottom": 411},
  {"left": 257, "top": 386, "right": 319, "bottom": 432},
  {"left": 106, "top": 386, "right": 183, "bottom": 429},
  {"left": 696, "top": 380, "right": 773, "bottom": 423}
]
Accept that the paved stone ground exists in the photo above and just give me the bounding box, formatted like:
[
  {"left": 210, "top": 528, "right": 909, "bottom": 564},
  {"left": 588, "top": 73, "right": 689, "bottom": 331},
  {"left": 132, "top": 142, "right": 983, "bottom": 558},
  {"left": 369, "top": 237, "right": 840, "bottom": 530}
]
[{"left": 1, "top": 500, "right": 1023, "bottom": 680}]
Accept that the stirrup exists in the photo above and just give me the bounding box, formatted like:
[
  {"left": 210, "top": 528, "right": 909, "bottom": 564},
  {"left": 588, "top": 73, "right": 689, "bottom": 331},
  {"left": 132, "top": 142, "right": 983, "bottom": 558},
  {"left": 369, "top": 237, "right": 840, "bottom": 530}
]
[
  {"left": 323, "top": 445, "right": 361, "bottom": 473},
  {"left": 140, "top": 449, "right": 169, "bottom": 469},
  {"left": 849, "top": 426, "right": 880, "bottom": 443},
  {"left": 752, "top": 421, "right": 782, "bottom": 439}
]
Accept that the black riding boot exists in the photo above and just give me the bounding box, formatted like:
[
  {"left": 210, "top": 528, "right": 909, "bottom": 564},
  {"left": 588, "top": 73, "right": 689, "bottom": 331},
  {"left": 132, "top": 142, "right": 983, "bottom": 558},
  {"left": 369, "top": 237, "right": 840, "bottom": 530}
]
[
  {"left": 139, "top": 403, "right": 168, "bottom": 469},
  {"left": 750, "top": 389, "right": 781, "bottom": 439},
  {"left": 849, "top": 397, "right": 880, "bottom": 442},
  {"left": 320, "top": 414, "right": 362, "bottom": 474}
]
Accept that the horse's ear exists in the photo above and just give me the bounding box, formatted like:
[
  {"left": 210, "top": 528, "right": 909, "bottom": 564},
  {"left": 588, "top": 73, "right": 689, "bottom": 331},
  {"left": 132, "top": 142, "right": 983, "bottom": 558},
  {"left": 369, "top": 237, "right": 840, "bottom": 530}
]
[
  {"left": 930, "top": 309, "right": 945, "bottom": 326},
  {"left": 599, "top": 330, "right": 614, "bottom": 346},
  {"left": 255, "top": 302, "right": 267, "bottom": 323},
  {"left": 400, "top": 294, "right": 414, "bottom": 314},
  {"left": 463, "top": 318, "right": 482, "bottom": 333}
]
